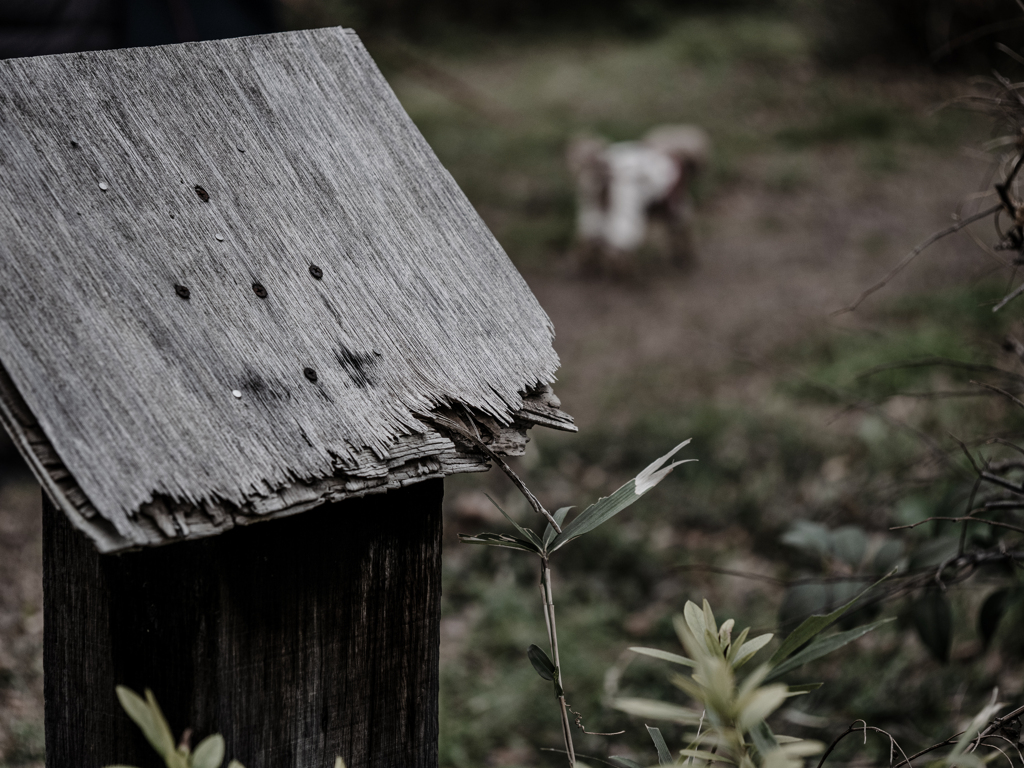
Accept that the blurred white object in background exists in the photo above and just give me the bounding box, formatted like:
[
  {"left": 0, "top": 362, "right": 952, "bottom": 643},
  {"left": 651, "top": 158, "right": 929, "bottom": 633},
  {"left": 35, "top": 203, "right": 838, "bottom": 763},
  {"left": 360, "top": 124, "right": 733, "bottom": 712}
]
[{"left": 567, "top": 124, "right": 710, "bottom": 272}]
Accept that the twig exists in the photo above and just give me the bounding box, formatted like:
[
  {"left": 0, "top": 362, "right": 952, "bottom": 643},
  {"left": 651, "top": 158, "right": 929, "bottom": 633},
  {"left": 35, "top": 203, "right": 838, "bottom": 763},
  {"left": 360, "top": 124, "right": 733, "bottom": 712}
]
[
  {"left": 973, "top": 380, "right": 1024, "bottom": 409},
  {"left": 566, "top": 703, "right": 625, "bottom": 736},
  {"left": 816, "top": 722, "right": 912, "bottom": 768},
  {"left": 674, "top": 564, "right": 874, "bottom": 586},
  {"left": 540, "top": 749, "right": 621, "bottom": 768},
  {"left": 986, "top": 437, "right": 1024, "bottom": 458},
  {"left": 541, "top": 557, "right": 576, "bottom": 766},
  {"left": 855, "top": 357, "right": 1024, "bottom": 383},
  {"left": 930, "top": 20, "right": 1024, "bottom": 62},
  {"left": 997, "top": 42, "right": 1024, "bottom": 69},
  {"left": 980, "top": 470, "right": 1024, "bottom": 496},
  {"left": 833, "top": 205, "right": 1002, "bottom": 316},
  {"left": 951, "top": 433, "right": 983, "bottom": 475},
  {"left": 993, "top": 281, "right": 1024, "bottom": 312},
  {"left": 891, "top": 735, "right": 962, "bottom": 768},
  {"left": 422, "top": 412, "right": 562, "bottom": 532},
  {"left": 891, "top": 516, "right": 1024, "bottom": 535},
  {"left": 981, "top": 703, "right": 1024, "bottom": 738}
]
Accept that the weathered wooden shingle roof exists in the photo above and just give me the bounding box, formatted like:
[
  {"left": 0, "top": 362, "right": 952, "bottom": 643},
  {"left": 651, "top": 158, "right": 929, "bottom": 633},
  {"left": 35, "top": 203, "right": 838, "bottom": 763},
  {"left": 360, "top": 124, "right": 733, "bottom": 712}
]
[{"left": 0, "top": 28, "right": 573, "bottom": 552}]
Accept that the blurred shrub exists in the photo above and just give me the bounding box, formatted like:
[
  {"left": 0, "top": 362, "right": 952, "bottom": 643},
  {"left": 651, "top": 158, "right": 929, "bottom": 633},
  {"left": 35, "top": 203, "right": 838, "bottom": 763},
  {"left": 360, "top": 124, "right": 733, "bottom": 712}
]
[{"left": 797, "top": 0, "right": 1024, "bottom": 71}]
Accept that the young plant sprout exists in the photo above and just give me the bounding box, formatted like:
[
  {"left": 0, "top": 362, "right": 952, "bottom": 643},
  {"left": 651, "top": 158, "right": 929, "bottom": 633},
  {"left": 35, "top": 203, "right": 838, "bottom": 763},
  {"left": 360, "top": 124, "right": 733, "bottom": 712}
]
[{"left": 458, "top": 439, "right": 697, "bottom": 766}]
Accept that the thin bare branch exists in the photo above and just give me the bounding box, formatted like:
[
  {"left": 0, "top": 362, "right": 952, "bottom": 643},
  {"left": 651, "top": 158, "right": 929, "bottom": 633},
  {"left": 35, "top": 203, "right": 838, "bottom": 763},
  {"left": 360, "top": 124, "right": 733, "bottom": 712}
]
[
  {"left": 817, "top": 722, "right": 912, "bottom": 768},
  {"left": 891, "top": 516, "right": 1024, "bottom": 535},
  {"left": 951, "top": 433, "right": 983, "bottom": 475},
  {"left": 997, "top": 42, "right": 1024, "bottom": 69},
  {"left": 986, "top": 437, "right": 1024, "bottom": 458},
  {"left": 931, "top": 21, "right": 1024, "bottom": 62},
  {"left": 833, "top": 204, "right": 1001, "bottom": 316},
  {"left": 993, "top": 281, "right": 1024, "bottom": 312},
  {"left": 855, "top": 357, "right": 1024, "bottom": 383},
  {"left": 423, "top": 412, "right": 562, "bottom": 532}
]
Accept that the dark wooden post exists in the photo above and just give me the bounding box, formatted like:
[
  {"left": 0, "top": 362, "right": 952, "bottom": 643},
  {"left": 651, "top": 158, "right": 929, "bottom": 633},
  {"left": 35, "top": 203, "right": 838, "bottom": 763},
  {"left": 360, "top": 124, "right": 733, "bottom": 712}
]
[{"left": 43, "top": 479, "right": 443, "bottom": 768}]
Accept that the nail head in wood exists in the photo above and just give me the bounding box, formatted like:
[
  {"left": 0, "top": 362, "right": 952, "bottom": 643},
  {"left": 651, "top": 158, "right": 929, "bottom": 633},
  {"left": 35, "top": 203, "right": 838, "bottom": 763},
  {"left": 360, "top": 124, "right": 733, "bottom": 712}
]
[
  {"left": 303, "top": 367, "right": 318, "bottom": 382},
  {"left": 174, "top": 284, "right": 190, "bottom": 300},
  {"left": 252, "top": 282, "right": 267, "bottom": 298},
  {"left": 194, "top": 185, "right": 210, "bottom": 202},
  {"left": 309, "top": 265, "right": 323, "bottom": 280}
]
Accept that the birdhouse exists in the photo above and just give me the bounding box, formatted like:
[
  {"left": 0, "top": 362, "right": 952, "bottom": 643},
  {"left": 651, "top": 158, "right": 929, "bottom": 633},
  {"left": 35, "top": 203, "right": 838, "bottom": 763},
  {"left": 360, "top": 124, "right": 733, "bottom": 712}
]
[{"left": 0, "top": 28, "right": 573, "bottom": 768}]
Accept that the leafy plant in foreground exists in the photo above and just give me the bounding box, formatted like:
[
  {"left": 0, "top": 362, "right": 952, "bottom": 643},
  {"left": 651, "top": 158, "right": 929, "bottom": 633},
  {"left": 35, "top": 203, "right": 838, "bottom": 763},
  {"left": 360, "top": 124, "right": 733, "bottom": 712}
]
[
  {"left": 610, "top": 583, "right": 894, "bottom": 768},
  {"left": 458, "top": 439, "right": 696, "bottom": 766},
  {"left": 105, "top": 686, "right": 346, "bottom": 768}
]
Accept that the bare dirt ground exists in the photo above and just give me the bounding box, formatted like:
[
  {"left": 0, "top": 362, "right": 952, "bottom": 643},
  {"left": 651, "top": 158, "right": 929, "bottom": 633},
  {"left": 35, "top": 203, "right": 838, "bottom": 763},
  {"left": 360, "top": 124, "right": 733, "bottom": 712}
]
[{"left": 531, "top": 147, "right": 989, "bottom": 432}]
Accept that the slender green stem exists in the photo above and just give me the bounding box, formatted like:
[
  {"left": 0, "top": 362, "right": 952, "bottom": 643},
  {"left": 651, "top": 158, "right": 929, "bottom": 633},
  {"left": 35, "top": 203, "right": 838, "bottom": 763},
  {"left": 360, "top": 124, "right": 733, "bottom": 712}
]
[{"left": 541, "top": 557, "right": 575, "bottom": 766}]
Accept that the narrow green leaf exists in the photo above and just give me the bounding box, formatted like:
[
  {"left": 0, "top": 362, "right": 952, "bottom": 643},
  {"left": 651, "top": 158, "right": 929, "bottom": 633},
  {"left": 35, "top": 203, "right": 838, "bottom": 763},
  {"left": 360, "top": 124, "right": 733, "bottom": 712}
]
[
  {"left": 683, "top": 602, "right": 706, "bottom": 639},
  {"left": 947, "top": 754, "right": 987, "bottom": 768},
  {"left": 749, "top": 720, "right": 779, "bottom": 757},
  {"left": 543, "top": 507, "right": 572, "bottom": 550},
  {"left": 190, "top": 735, "right": 225, "bottom": 768},
  {"left": 612, "top": 697, "right": 704, "bottom": 725},
  {"left": 765, "top": 618, "right": 894, "bottom": 681},
  {"left": 549, "top": 482, "right": 637, "bottom": 551},
  {"left": 702, "top": 600, "right": 718, "bottom": 637},
  {"left": 635, "top": 439, "right": 695, "bottom": 494},
  {"left": 732, "top": 633, "right": 773, "bottom": 669},
  {"left": 769, "top": 571, "right": 893, "bottom": 667},
  {"left": 456, "top": 532, "right": 538, "bottom": 553},
  {"left": 725, "top": 626, "right": 750, "bottom": 665},
  {"left": 950, "top": 692, "right": 1004, "bottom": 761},
  {"left": 737, "top": 685, "right": 788, "bottom": 731},
  {"left": 628, "top": 647, "right": 696, "bottom": 667},
  {"left": 787, "top": 682, "right": 823, "bottom": 694},
  {"left": 116, "top": 686, "right": 175, "bottom": 759},
  {"left": 485, "top": 493, "right": 546, "bottom": 551},
  {"left": 677, "top": 750, "right": 736, "bottom": 764},
  {"left": 550, "top": 442, "right": 695, "bottom": 551},
  {"left": 646, "top": 725, "right": 672, "bottom": 766},
  {"left": 143, "top": 689, "right": 177, "bottom": 760},
  {"left": 527, "top": 644, "right": 557, "bottom": 681}
]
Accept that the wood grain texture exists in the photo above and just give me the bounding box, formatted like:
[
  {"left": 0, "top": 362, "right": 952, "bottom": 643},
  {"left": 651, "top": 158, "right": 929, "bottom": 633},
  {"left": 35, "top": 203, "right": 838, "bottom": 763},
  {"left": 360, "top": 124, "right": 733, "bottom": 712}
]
[
  {"left": 0, "top": 28, "right": 573, "bottom": 552},
  {"left": 44, "top": 479, "right": 443, "bottom": 768}
]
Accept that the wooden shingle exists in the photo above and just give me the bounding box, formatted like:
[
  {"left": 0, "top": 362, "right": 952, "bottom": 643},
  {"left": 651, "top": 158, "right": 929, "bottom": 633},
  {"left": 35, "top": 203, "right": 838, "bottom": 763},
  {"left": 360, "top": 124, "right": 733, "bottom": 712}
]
[{"left": 0, "top": 28, "right": 573, "bottom": 552}]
